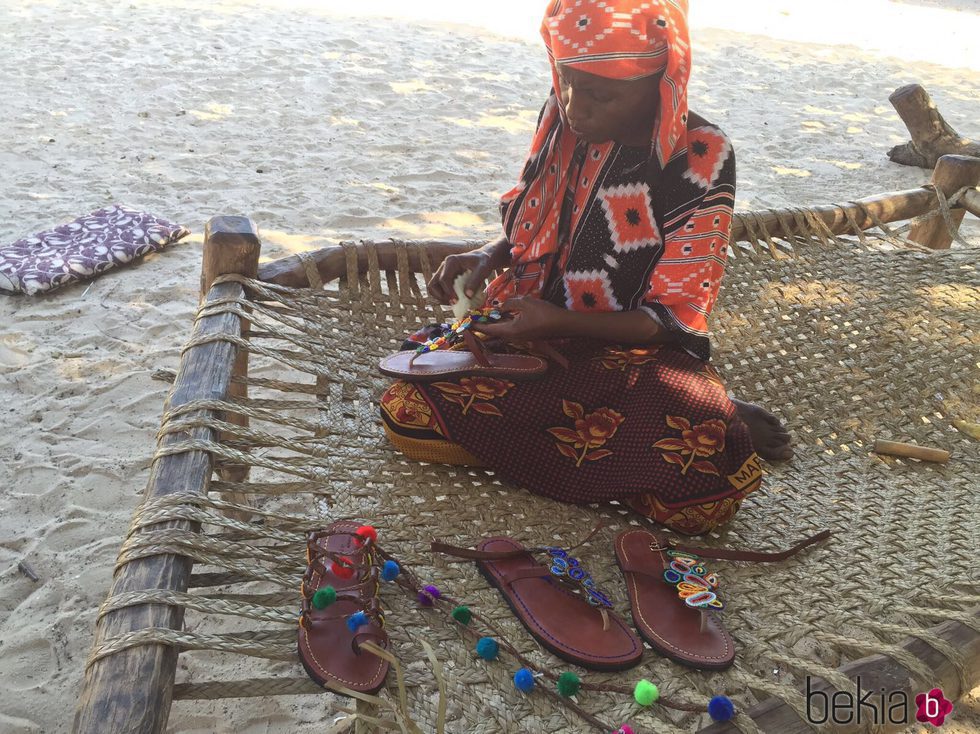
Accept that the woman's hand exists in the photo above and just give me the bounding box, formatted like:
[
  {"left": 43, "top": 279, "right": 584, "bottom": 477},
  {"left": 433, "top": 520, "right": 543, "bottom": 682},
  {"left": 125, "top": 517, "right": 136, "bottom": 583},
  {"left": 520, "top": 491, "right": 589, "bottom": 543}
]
[
  {"left": 427, "top": 250, "right": 492, "bottom": 306},
  {"left": 475, "top": 297, "right": 570, "bottom": 341},
  {"left": 427, "top": 236, "right": 512, "bottom": 305}
]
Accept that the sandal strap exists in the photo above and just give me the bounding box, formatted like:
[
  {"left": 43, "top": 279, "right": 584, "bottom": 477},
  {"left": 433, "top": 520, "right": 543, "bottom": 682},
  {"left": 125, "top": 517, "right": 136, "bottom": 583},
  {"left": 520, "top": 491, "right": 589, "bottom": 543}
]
[
  {"left": 430, "top": 541, "right": 531, "bottom": 561},
  {"left": 526, "top": 339, "right": 569, "bottom": 369},
  {"left": 667, "top": 529, "right": 831, "bottom": 563},
  {"left": 432, "top": 525, "right": 613, "bottom": 609},
  {"left": 352, "top": 629, "right": 389, "bottom": 655},
  {"left": 461, "top": 328, "right": 493, "bottom": 367},
  {"left": 622, "top": 529, "right": 832, "bottom": 577},
  {"left": 304, "top": 554, "right": 378, "bottom": 591},
  {"left": 431, "top": 522, "right": 604, "bottom": 561},
  {"left": 496, "top": 565, "right": 551, "bottom": 585}
]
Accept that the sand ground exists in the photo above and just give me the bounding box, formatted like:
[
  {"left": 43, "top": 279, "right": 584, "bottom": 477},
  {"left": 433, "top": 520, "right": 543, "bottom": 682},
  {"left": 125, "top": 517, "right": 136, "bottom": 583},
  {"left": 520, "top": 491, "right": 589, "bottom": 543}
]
[{"left": 0, "top": 1, "right": 977, "bottom": 732}]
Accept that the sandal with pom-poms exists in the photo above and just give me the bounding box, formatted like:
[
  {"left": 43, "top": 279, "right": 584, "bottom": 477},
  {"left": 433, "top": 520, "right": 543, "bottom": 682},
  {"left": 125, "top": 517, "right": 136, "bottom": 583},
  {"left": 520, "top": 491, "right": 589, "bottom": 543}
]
[{"left": 298, "top": 521, "right": 391, "bottom": 694}]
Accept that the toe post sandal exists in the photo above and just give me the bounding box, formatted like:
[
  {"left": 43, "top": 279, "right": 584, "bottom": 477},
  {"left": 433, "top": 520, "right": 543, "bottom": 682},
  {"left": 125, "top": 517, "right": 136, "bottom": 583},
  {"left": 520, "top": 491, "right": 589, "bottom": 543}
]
[
  {"left": 379, "top": 309, "right": 566, "bottom": 382},
  {"left": 615, "top": 527, "right": 831, "bottom": 671},
  {"left": 298, "top": 521, "right": 390, "bottom": 695},
  {"left": 433, "top": 533, "right": 643, "bottom": 671}
]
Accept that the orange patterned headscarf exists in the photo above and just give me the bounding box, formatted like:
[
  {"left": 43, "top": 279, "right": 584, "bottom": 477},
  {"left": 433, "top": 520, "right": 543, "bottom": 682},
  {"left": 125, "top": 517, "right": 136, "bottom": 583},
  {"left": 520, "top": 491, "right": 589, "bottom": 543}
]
[
  {"left": 486, "top": 0, "right": 692, "bottom": 307},
  {"left": 542, "top": 0, "right": 691, "bottom": 167}
]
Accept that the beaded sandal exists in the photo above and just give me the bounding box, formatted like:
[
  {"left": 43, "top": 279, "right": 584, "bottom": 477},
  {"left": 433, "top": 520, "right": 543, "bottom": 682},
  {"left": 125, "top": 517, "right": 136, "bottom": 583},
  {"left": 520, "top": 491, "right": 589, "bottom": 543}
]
[
  {"left": 433, "top": 531, "right": 643, "bottom": 671},
  {"left": 379, "top": 308, "right": 558, "bottom": 382},
  {"left": 614, "top": 527, "right": 831, "bottom": 671},
  {"left": 298, "top": 521, "right": 391, "bottom": 694}
]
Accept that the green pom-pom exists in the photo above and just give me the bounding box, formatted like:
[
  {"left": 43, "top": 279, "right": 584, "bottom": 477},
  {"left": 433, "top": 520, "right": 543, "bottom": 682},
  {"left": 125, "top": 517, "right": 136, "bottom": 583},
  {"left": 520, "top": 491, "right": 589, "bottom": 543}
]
[
  {"left": 634, "top": 680, "right": 660, "bottom": 706},
  {"left": 557, "top": 671, "right": 581, "bottom": 698},
  {"left": 312, "top": 586, "right": 337, "bottom": 609},
  {"left": 451, "top": 605, "right": 472, "bottom": 625}
]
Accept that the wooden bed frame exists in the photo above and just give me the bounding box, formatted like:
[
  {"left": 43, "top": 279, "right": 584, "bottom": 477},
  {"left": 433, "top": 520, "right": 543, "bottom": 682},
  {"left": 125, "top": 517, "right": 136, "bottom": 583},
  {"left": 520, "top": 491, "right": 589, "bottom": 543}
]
[{"left": 73, "top": 155, "right": 980, "bottom": 734}]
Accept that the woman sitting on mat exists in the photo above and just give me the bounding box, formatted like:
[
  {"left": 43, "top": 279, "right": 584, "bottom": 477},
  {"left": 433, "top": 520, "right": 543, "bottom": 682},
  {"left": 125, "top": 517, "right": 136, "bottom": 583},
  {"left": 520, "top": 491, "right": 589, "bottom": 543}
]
[{"left": 380, "top": 0, "right": 791, "bottom": 535}]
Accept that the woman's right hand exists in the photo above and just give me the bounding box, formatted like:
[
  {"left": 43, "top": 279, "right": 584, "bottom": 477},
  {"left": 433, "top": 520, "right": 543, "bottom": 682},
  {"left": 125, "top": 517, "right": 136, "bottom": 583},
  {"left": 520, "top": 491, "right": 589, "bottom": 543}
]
[{"left": 426, "top": 249, "right": 494, "bottom": 305}]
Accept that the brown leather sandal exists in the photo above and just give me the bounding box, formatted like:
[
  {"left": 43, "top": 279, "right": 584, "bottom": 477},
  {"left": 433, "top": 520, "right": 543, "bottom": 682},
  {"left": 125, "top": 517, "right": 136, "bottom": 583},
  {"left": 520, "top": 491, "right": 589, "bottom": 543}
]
[
  {"left": 298, "top": 521, "right": 390, "bottom": 694},
  {"left": 433, "top": 534, "right": 643, "bottom": 671},
  {"left": 380, "top": 327, "right": 552, "bottom": 382},
  {"left": 615, "top": 527, "right": 831, "bottom": 671}
]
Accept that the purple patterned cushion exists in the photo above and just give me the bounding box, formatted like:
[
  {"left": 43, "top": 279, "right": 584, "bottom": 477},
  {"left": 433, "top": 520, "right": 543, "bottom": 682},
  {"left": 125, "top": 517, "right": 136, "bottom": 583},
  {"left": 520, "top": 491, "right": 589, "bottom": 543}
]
[{"left": 0, "top": 205, "right": 190, "bottom": 295}]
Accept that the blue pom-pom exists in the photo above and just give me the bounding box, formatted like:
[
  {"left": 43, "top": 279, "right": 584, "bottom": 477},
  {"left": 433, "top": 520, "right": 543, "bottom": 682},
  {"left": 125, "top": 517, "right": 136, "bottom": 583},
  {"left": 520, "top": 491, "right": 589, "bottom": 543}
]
[
  {"left": 346, "top": 611, "right": 369, "bottom": 632},
  {"left": 381, "top": 560, "right": 400, "bottom": 582},
  {"left": 475, "top": 637, "right": 499, "bottom": 660},
  {"left": 514, "top": 668, "right": 535, "bottom": 693},
  {"left": 707, "top": 695, "right": 735, "bottom": 722}
]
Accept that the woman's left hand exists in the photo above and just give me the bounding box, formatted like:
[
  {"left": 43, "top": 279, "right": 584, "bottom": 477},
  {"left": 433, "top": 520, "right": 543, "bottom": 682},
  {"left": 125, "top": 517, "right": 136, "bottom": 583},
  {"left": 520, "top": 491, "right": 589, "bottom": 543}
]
[{"left": 475, "top": 297, "right": 570, "bottom": 341}]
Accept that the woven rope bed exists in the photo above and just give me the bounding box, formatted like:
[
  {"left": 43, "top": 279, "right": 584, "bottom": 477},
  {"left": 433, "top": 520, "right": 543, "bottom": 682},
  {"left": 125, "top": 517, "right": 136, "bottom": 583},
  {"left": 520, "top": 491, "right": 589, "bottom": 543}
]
[{"left": 74, "top": 167, "right": 979, "bottom": 733}]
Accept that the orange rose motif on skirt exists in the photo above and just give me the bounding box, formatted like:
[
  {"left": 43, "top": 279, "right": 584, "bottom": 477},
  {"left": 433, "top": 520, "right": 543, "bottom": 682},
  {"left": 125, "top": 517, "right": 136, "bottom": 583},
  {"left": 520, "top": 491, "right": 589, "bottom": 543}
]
[
  {"left": 594, "top": 346, "right": 662, "bottom": 371},
  {"left": 654, "top": 416, "right": 726, "bottom": 476},
  {"left": 432, "top": 377, "right": 513, "bottom": 417},
  {"left": 547, "top": 400, "right": 625, "bottom": 467},
  {"left": 380, "top": 380, "right": 446, "bottom": 436}
]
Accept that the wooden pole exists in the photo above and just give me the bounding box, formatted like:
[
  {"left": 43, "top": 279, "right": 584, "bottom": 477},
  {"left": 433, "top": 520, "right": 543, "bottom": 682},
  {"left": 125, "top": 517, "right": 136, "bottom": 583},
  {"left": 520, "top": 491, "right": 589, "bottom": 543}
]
[
  {"left": 908, "top": 155, "right": 980, "bottom": 249},
  {"left": 256, "top": 187, "right": 942, "bottom": 289},
  {"left": 73, "top": 281, "right": 245, "bottom": 734},
  {"left": 201, "top": 217, "right": 261, "bottom": 517},
  {"left": 887, "top": 84, "right": 980, "bottom": 169},
  {"left": 958, "top": 188, "right": 980, "bottom": 220},
  {"left": 698, "top": 608, "right": 980, "bottom": 734},
  {"left": 872, "top": 439, "right": 950, "bottom": 463}
]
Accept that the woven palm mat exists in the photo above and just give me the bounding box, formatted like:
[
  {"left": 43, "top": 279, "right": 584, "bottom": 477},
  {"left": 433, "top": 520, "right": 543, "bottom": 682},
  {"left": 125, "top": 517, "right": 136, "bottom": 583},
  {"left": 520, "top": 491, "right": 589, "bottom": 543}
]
[{"left": 96, "top": 240, "right": 979, "bottom": 733}]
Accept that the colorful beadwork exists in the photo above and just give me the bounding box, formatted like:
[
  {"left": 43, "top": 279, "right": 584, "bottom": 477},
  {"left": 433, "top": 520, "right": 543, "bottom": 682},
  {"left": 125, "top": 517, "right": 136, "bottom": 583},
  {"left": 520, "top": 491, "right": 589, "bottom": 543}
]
[
  {"left": 546, "top": 547, "right": 613, "bottom": 608},
  {"left": 413, "top": 308, "right": 503, "bottom": 356},
  {"left": 662, "top": 550, "right": 724, "bottom": 610}
]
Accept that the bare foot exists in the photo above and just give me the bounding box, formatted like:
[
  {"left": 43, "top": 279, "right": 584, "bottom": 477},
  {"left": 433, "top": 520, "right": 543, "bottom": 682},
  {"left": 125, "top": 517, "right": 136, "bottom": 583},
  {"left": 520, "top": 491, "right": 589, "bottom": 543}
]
[{"left": 731, "top": 398, "right": 793, "bottom": 461}]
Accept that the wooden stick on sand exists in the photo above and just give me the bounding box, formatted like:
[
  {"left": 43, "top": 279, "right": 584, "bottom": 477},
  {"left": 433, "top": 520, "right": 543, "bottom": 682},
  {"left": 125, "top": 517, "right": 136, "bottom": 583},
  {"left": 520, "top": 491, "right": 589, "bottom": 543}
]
[{"left": 872, "top": 439, "right": 950, "bottom": 463}]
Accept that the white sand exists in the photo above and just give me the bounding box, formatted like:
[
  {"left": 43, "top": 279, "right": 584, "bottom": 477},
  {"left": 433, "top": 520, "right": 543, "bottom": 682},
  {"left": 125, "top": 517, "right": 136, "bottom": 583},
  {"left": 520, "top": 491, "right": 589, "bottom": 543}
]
[{"left": 0, "top": 1, "right": 977, "bottom": 732}]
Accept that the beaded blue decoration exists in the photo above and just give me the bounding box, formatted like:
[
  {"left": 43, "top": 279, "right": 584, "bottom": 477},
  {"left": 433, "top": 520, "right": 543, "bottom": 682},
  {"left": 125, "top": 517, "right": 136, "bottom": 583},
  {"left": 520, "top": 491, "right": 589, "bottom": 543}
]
[
  {"left": 662, "top": 550, "right": 724, "bottom": 610},
  {"left": 413, "top": 308, "right": 503, "bottom": 356},
  {"left": 546, "top": 547, "right": 613, "bottom": 608}
]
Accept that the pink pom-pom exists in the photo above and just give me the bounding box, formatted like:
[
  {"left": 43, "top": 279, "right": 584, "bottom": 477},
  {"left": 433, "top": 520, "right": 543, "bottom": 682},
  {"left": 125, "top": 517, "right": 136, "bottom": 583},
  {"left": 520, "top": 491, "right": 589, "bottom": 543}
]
[{"left": 614, "top": 727, "right": 635, "bottom": 734}]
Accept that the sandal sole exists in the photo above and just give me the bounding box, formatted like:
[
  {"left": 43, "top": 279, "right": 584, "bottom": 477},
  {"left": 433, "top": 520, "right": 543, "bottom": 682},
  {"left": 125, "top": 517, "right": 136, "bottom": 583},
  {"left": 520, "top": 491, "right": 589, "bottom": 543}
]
[
  {"left": 475, "top": 538, "right": 643, "bottom": 672},
  {"left": 614, "top": 529, "right": 735, "bottom": 671}
]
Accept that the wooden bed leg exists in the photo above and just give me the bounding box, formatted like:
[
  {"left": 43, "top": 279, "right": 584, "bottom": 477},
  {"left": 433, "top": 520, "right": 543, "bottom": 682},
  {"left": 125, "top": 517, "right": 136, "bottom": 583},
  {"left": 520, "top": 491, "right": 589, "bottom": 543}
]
[
  {"left": 958, "top": 188, "right": 980, "bottom": 220},
  {"left": 909, "top": 155, "right": 980, "bottom": 249},
  {"left": 202, "top": 216, "right": 261, "bottom": 520},
  {"left": 887, "top": 84, "right": 980, "bottom": 169}
]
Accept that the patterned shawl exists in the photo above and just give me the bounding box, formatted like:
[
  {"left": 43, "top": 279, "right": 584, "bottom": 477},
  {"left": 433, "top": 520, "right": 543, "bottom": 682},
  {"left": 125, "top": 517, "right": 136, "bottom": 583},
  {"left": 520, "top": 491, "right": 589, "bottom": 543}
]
[{"left": 486, "top": 0, "right": 735, "bottom": 360}]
